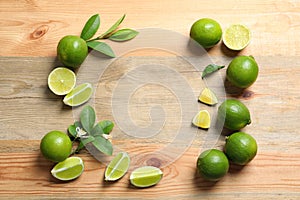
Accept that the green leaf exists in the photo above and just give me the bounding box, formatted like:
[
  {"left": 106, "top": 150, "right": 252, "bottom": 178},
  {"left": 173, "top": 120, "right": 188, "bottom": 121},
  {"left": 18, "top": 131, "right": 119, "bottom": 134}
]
[
  {"left": 92, "top": 135, "right": 113, "bottom": 155},
  {"left": 87, "top": 41, "right": 116, "bottom": 58},
  {"left": 90, "top": 123, "right": 104, "bottom": 137},
  {"left": 81, "top": 14, "right": 100, "bottom": 40},
  {"left": 75, "top": 141, "right": 85, "bottom": 153},
  {"left": 74, "top": 121, "right": 82, "bottom": 129},
  {"left": 68, "top": 124, "right": 77, "bottom": 138},
  {"left": 109, "top": 29, "right": 138, "bottom": 42},
  {"left": 81, "top": 135, "right": 95, "bottom": 146},
  {"left": 98, "top": 120, "right": 114, "bottom": 134},
  {"left": 80, "top": 105, "right": 96, "bottom": 133},
  {"left": 100, "top": 14, "right": 126, "bottom": 38},
  {"left": 202, "top": 64, "right": 225, "bottom": 79}
]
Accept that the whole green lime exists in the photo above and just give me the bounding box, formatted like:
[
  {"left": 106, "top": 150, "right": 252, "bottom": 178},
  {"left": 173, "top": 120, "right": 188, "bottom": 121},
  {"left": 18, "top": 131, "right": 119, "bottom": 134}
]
[
  {"left": 226, "top": 55, "right": 259, "bottom": 88},
  {"left": 197, "top": 149, "right": 229, "bottom": 181},
  {"left": 57, "top": 35, "right": 88, "bottom": 68},
  {"left": 218, "top": 99, "right": 251, "bottom": 130},
  {"left": 224, "top": 132, "right": 257, "bottom": 165},
  {"left": 190, "top": 18, "right": 222, "bottom": 49},
  {"left": 40, "top": 131, "right": 72, "bottom": 162}
]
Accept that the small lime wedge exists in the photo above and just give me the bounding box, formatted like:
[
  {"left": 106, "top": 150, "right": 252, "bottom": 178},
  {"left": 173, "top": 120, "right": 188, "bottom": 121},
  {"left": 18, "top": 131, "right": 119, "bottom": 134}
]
[
  {"left": 51, "top": 157, "right": 84, "bottom": 181},
  {"left": 63, "top": 83, "right": 93, "bottom": 106},
  {"left": 198, "top": 88, "right": 218, "bottom": 106},
  {"left": 192, "top": 110, "right": 211, "bottom": 129},
  {"left": 223, "top": 24, "right": 251, "bottom": 51},
  {"left": 48, "top": 67, "right": 76, "bottom": 95},
  {"left": 130, "top": 166, "right": 163, "bottom": 188},
  {"left": 105, "top": 152, "right": 130, "bottom": 181}
]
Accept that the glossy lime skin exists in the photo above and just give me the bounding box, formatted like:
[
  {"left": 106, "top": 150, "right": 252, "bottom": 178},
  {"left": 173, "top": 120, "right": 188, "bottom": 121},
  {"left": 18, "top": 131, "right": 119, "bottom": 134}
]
[
  {"left": 226, "top": 56, "right": 259, "bottom": 88},
  {"left": 197, "top": 149, "right": 229, "bottom": 181},
  {"left": 218, "top": 99, "right": 251, "bottom": 130},
  {"left": 225, "top": 132, "right": 258, "bottom": 165},
  {"left": 40, "top": 131, "right": 72, "bottom": 162},
  {"left": 190, "top": 18, "right": 222, "bottom": 49},
  {"left": 57, "top": 35, "right": 88, "bottom": 68}
]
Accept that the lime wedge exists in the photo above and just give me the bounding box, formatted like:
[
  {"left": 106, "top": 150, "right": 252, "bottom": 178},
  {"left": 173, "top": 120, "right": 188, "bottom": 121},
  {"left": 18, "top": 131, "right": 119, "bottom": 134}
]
[
  {"left": 223, "top": 24, "right": 251, "bottom": 51},
  {"left": 130, "top": 166, "right": 163, "bottom": 188},
  {"left": 198, "top": 87, "right": 218, "bottom": 106},
  {"left": 51, "top": 157, "right": 84, "bottom": 181},
  {"left": 63, "top": 83, "right": 93, "bottom": 106},
  {"left": 105, "top": 152, "right": 130, "bottom": 181},
  {"left": 192, "top": 110, "right": 211, "bottom": 129},
  {"left": 47, "top": 67, "right": 76, "bottom": 95}
]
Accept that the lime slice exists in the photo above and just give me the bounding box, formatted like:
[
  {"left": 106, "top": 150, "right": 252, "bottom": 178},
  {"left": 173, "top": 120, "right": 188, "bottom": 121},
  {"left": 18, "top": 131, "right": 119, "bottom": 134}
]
[
  {"left": 51, "top": 157, "right": 84, "bottom": 181},
  {"left": 198, "top": 87, "right": 218, "bottom": 106},
  {"left": 192, "top": 110, "right": 211, "bottom": 129},
  {"left": 63, "top": 83, "right": 93, "bottom": 106},
  {"left": 47, "top": 67, "right": 76, "bottom": 95},
  {"left": 130, "top": 166, "right": 163, "bottom": 188},
  {"left": 105, "top": 152, "right": 130, "bottom": 181},
  {"left": 223, "top": 24, "right": 251, "bottom": 51}
]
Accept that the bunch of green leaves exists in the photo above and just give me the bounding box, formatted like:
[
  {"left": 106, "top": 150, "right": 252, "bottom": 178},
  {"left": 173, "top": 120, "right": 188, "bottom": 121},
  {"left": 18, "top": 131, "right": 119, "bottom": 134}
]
[
  {"left": 80, "top": 14, "right": 138, "bottom": 58},
  {"left": 68, "top": 105, "right": 114, "bottom": 155}
]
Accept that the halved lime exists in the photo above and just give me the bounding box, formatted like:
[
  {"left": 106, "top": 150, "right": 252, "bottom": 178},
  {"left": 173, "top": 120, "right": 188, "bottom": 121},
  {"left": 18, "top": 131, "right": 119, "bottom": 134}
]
[
  {"left": 198, "top": 87, "right": 218, "bottom": 106},
  {"left": 63, "top": 83, "right": 93, "bottom": 106},
  {"left": 51, "top": 157, "right": 84, "bottom": 181},
  {"left": 223, "top": 24, "right": 251, "bottom": 51},
  {"left": 105, "top": 152, "right": 130, "bottom": 181},
  {"left": 192, "top": 110, "right": 211, "bottom": 129},
  {"left": 130, "top": 166, "right": 163, "bottom": 188},
  {"left": 47, "top": 67, "right": 76, "bottom": 95}
]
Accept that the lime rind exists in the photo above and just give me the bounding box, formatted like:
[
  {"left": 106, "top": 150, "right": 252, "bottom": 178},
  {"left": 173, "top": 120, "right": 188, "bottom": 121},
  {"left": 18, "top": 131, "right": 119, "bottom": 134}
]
[
  {"left": 192, "top": 110, "right": 211, "bottom": 129},
  {"left": 63, "top": 83, "right": 93, "bottom": 106},
  {"left": 129, "top": 166, "right": 163, "bottom": 188},
  {"left": 48, "top": 67, "right": 76, "bottom": 95},
  {"left": 105, "top": 152, "right": 130, "bottom": 181},
  {"left": 51, "top": 157, "right": 84, "bottom": 181},
  {"left": 223, "top": 24, "right": 251, "bottom": 51},
  {"left": 198, "top": 88, "right": 218, "bottom": 106}
]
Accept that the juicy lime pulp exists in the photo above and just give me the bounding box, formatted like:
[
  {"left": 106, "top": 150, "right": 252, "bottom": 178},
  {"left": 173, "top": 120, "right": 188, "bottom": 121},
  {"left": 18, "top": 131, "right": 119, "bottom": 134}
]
[
  {"left": 105, "top": 152, "right": 130, "bottom": 181},
  {"left": 190, "top": 18, "right": 222, "bottom": 49},
  {"left": 218, "top": 99, "right": 251, "bottom": 130},
  {"left": 47, "top": 67, "right": 76, "bottom": 95},
  {"left": 57, "top": 35, "right": 88, "bottom": 68},
  {"left": 192, "top": 110, "right": 211, "bottom": 129},
  {"left": 51, "top": 157, "right": 84, "bottom": 181},
  {"left": 63, "top": 83, "right": 93, "bottom": 106},
  {"left": 198, "top": 87, "right": 218, "bottom": 106},
  {"left": 225, "top": 132, "right": 257, "bottom": 165},
  {"left": 223, "top": 24, "right": 251, "bottom": 51},
  {"left": 197, "top": 149, "right": 229, "bottom": 181},
  {"left": 130, "top": 166, "right": 163, "bottom": 188},
  {"left": 40, "top": 130, "right": 72, "bottom": 162},
  {"left": 226, "top": 55, "right": 259, "bottom": 88}
]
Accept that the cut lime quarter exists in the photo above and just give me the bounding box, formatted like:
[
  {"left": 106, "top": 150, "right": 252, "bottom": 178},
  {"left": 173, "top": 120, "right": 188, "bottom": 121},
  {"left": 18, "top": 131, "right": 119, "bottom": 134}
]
[
  {"left": 198, "top": 87, "right": 218, "bottom": 106},
  {"left": 130, "top": 166, "right": 163, "bottom": 188},
  {"left": 51, "top": 157, "right": 84, "bottom": 181},
  {"left": 105, "top": 152, "right": 130, "bottom": 181},
  {"left": 63, "top": 83, "right": 93, "bottom": 107},
  {"left": 223, "top": 24, "right": 251, "bottom": 51},
  {"left": 192, "top": 110, "right": 211, "bottom": 129},
  {"left": 48, "top": 67, "right": 76, "bottom": 95}
]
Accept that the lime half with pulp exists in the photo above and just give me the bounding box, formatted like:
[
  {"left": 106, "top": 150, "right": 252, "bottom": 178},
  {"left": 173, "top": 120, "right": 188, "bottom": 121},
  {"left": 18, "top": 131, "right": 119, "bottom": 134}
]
[
  {"left": 223, "top": 24, "right": 251, "bottom": 51},
  {"left": 130, "top": 166, "right": 163, "bottom": 188},
  {"left": 48, "top": 67, "right": 76, "bottom": 95},
  {"left": 105, "top": 152, "right": 130, "bottom": 181},
  {"left": 51, "top": 157, "right": 84, "bottom": 181}
]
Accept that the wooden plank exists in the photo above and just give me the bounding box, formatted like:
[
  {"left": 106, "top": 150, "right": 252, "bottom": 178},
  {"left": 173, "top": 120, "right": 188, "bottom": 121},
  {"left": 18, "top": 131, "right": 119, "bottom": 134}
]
[{"left": 1, "top": 0, "right": 300, "bottom": 57}]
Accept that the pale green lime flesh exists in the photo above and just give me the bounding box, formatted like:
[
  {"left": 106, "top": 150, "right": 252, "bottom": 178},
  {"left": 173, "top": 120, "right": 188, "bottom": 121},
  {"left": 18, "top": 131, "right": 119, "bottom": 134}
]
[
  {"left": 51, "top": 157, "right": 84, "bottom": 181},
  {"left": 105, "top": 152, "right": 130, "bottom": 181},
  {"left": 130, "top": 166, "right": 163, "bottom": 188},
  {"left": 63, "top": 83, "right": 93, "bottom": 106}
]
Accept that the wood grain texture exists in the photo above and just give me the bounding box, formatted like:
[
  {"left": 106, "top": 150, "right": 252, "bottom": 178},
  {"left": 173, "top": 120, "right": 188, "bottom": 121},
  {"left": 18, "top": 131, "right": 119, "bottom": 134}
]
[{"left": 1, "top": 0, "right": 300, "bottom": 199}]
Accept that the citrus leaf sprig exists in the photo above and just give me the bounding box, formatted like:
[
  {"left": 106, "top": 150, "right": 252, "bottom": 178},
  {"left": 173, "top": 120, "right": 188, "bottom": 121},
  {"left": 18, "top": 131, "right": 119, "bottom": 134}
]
[
  {"left": 80, "top": 14, "right": 138, "bottom": 58},
  {"left": 202, "top": 64, "right": 225, "bottom": 79},
  {"left": 68, "top": 105, "right": 114, "bottom": 155}
]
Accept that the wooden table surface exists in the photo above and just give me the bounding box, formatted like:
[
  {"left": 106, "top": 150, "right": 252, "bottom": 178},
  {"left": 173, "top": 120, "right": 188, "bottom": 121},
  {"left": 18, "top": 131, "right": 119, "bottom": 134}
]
[{"left": 1, "top": 0, "right": 300, "bottom": 199}]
